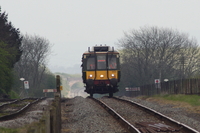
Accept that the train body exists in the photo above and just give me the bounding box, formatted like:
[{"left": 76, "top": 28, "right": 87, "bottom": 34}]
[{"left": 81, "top": 45, "right": 120, "bottom": 97}]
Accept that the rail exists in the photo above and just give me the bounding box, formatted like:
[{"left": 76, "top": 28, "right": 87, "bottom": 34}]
[
  {"left": 113, "top": 97, "right": 199, "bottom": 133},
  {"left": 0, "top": 97, "right": 45, "bottom": 121},
  {"left": 90, "top": 97, "right": 140, "bottom": 133}
]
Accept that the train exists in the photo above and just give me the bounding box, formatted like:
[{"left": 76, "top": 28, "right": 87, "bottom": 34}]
[{"left": 81, "top": 45, "right": 120, "bottom": 97}]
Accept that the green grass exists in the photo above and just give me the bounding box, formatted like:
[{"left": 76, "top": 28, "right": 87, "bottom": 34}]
[
  {"left": 153, "top": 94, "right": 200, "bottom": 106},
  {"left": 0, "top": 119, "right": 46, "bottom": 133},
  {"left": 0, "top": 113, "right": 9, "bottom": 117},
  {"left": 0, "top": 127, "right": 19, "bottom": 133}
]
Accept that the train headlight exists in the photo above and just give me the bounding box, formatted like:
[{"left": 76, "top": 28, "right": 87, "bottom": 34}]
[
  {"left": 89, "top": 74, "right": 93, "bottom": 77},
  {"left": 111, "top": 74, "right": 115, "bottom": 77},
  {"left": 100, "top": 75, "right": 104, "bottom": 78}
]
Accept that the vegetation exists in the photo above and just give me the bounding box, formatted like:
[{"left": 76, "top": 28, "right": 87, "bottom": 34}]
[
  {"left": 55, "top": 73, "right": 83, "bottom": 97},
  {"left": 0, "top": 127, "right": 20, "bottom": 133},
  {"left": 0, "top": 8, "right": 55, "bottom": 98},
  {"left": 0, "top": 124, "right": 40, "bottom": 133},
  {"left": 0, "top": 42, "right": 13, "bottom": 89},
  {"left": 0, "top": 7, "right": 22, "bottom": 95},
  {"left": 0, "top": 8, "right": 22, "bottom": 64},
  {"left": 117, "top": 26, "right": 200, "bottom": 94},
  {"left": 8, "top": 90, "right": 20, "bottom": 99},
  {"left": 14, "top": 34, "right": 54, "bottom": 97},
  {"left": 71, "top": 82, "right": 83, "bottom": 89},
  {"left": 56, "top": 72, "right": 81, "bottom": 79},
  {"left": 155, "top": 94, "right": 200, "bottom": 106}
]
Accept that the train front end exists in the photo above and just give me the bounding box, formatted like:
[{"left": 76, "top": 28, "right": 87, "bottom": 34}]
[{"left": 81, "top": 45, "right": 120, "bottom": 97}]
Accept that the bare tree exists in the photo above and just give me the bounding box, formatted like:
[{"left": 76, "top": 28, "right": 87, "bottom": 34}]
[
  {"left": 14, "top": 34, "right": 52, "bottom": 96},
  {"left": 117, "top": 26, "right": 200, "bottom": 87}
]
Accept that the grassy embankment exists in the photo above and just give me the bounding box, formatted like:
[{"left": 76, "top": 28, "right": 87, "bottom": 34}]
[
  {"left": 0, "top": 115, "right": 47, "bottom": 133},
  {"left": 0, "top": 103, "right": 48, "bottom": 133},
  {"left": 0, "top": 128, "right": 19, "bottom": 133},
  {"left": 153, "top": 94, "right": 200, "bottom": 106},
  {"left": 142, "top": 94, "right": 200, "bottom": 114}
]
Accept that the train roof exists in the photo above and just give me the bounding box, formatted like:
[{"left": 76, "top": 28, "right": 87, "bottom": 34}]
[{"left": 83, "top": 45, "right": 119, "bottom": 54}]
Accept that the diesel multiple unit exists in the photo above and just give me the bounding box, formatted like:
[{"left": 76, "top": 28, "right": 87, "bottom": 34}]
[{"left": 81, "top": 45, "right": 120, "bottom": 97}]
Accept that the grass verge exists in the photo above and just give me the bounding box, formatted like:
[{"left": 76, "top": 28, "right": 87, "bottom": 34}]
[
  {"left": 0, "top": 127, "right": 20, "bottom": 133},
  {"left": 153, "top": 94, "right": 200, "bottom": 106}
]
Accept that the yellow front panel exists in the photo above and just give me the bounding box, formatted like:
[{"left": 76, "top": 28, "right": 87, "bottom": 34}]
[
  {"left": 86, "top": 70, "right": 119, "bottom": 80},
  {"left": 96, "top": 71, "right": 108, "bottom": 80},
  {"left": 108, "top": 71, "right": 119, "bottom": 79},
  {"left": 86, "top": 71, "right": 96, "bottom": 80}
]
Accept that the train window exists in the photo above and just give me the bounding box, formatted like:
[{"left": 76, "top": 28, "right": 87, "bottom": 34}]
[
  {"left": 97, "top": 55, "right": 106, "bottom": 69},
  {"left": 87, "top": 56, "right": 95, "bottom": 70},
  {"left": 108, "top": 55, "right": 117, "bottom": 69}
]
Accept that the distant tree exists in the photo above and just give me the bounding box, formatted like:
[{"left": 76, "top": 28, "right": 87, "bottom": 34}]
[
  {"left": 32, "top": 70, "right": 56, "bottom": 97},
  {"left": 0, "top": 7, "right": 22, "bottom": 94},
  {"left": 117, "top": 26, "right": 200, "bottom": 87},
  {"left": 14, "top": 34, "right": 52, "bottom": 97},
  {"left": 42, "top": 71, "right": 56, "bottom": 90},
  {"left": 71, "top": 82, "right": 83, "bottom": 89}
]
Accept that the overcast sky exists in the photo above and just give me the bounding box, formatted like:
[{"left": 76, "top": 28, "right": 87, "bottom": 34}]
[{"left": 1, "top": 0, "right": 200, "bottom": 73}]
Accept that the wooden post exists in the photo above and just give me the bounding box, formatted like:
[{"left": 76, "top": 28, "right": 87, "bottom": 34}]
[
  {"left": 55, "top": 75, "right": 61, "bottom": 133},
  {"left": 56, "top": 75, "right": 61, "bottom": 93}
]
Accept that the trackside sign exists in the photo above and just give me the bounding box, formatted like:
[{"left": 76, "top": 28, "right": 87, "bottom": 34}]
[
  {"left": 155, "top": 79, "right": 160, "bottom": 83},
  {"left": 24, "top": 81, "right": 29, "bottom": 89},
  {"left": 125, "top": 87, "right": 140, "bottom": 91},
  {"left": 43, "top": 89, "right": 57, "bottom": 93}
]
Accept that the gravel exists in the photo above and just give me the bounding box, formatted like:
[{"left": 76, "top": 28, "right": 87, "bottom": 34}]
[
  {"left": 1, "top": 96, "right": 199, "bottom": 132},
  {"left": 62, "top": 96, "right": 200, "bottom": 132},
  {"left": 119, "top": 96, "right": 200, "bottom": 132},
  {"left": 100, "top": 97, "right": 174, "bottom": 130},
  {"left": 61, "top": 96, "right": 127, "bottom": 133}
]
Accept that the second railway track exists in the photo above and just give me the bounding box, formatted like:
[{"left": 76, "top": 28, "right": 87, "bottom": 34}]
[
  {"left": 91, "top": 96, "right": 199, "bottom": 133},
  {"left": 0, "top": 97, "right": 45, "bottom": 121}
]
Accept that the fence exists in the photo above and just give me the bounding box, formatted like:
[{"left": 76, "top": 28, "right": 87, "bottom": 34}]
[{"left": 125, "top": 78, "right": 200, "bottom": 97}]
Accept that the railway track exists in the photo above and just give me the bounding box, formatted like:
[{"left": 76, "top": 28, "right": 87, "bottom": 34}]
[
  {"left": 90, "top": 96, "right": 199, "bottom": 133},
  {"left": 0, "top": 97, "right": 45, "bottom": 121}
]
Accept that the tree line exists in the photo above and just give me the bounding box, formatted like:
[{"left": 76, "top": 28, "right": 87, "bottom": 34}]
[
  {"left": 117, "top": 26, "right": 200, "bottom": 93},
  {"left": 1, "top": 7, "right": 200, "bottom": 98},
  {"left": 0, "top": 7, "right": 55, "bottom": 98}
]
